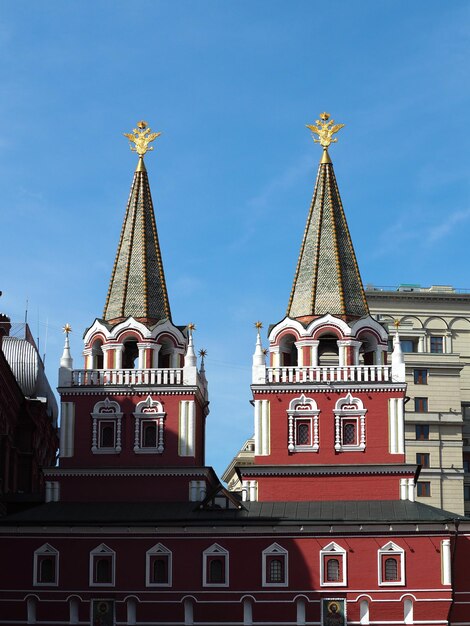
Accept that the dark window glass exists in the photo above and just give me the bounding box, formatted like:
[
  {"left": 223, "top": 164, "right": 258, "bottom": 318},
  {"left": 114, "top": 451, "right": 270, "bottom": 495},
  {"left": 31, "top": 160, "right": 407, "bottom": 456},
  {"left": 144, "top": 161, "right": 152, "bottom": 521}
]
[
  {"left": 326, "top": 558, "right": 340, "bottom": 582},
  {"left": 414, "top": 369, "right": 428, "bottom": 384},
  {"left": 464, "top": 486, "right": 470, "bottom": 501},
  {"left": 416, "top": 453, "right": 430, "bottom": 468},
  {"left": 464, "top": 461, "right": 470, "bottom": 473},
  {"left": 343, "top": 422, "right": 356, "bottom": 445},
  {"left": 384, "top": 557, "right": 398, "bottom": 581},
  {"left": 142, "top": 422, "right": 157, "bottom": 448},
  {"left": 414, "top": 397, "right": 428, "bottom": 412},
  {"left": 39, "top": 557, "right": 55, "bottom": 583},
  {"left": 100, "top": 423, "right": 115, "bottom": 448},
  {"left": 268, "top": 558, "right": 283, "bottom": 583},
  {"left": 209, "top": 558, "right": 224, "bottom": 583},
  {"left": 296, "top": 423, "right": 310, "bottom": 445},
  {"left": 152, "top": 557, "right": 168, "bottom": 584},
  {"left": 417, "top": 481, "right": 431, "bottom": 497},
  {"left": 95, "top": 558, "right": 112, "bottom": 583},
  {"left": 430, "top": 336, "right": 444, "bottom": 353},
  {"left": 415, "top": 425, "right": 430, "bottom": 440},
  {"left": 401, "top": 340, "right": 416, "bottom": 353},
  {"left": 123, "top": 339, "right": 139, "bottom": 368}
]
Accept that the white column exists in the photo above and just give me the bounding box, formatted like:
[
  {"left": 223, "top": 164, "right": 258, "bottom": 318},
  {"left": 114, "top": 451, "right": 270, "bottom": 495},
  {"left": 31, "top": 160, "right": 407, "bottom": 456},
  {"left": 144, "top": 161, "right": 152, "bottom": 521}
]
[
  {"left": 397, "top": 399, "right": 404, "bottom": 454},
  {"left": 408, "top": 478, "right": 415, "bottom": 502},
  {"left": 254, "top": 400, "right": 261, "bottom": 455},
  {"left": 115, "top": 344, "right": 123, "bottom": 369},
  {"left": 400, "top": 478, "right": 408, "bottom": 500},
  {"left": 311, "top": 340, "right": 319, "bottom": 366},
  {"left": 442, "top": 539, "right": 452, "bottom": 585},
  {"left": 59, "top": 402, "right": 75, "bottom": 458},
  {"left": 188, "top": 400, "right": 195, "bottom": 456},
  {"left": 184, "top": 599, "right": 194, "bottom": 625},
  {"left": 389, "top": 399, "right": 397, "bottom": 454},
  {"left": 243, "top": 598, "right": 253, "bottom": 626},
  {"left": 296, "top": 598, "right": 306, "bottom": 626},
  {"left": 418, "top": 335, "right": 425, "bottom": 353},
  {"left": 337, "top": 341, "right": 346, "bottom": 367},
  {"left": 249, "top": 481, "right": 257, "bottom": 502},
  {"left": 445, "top": 332, "right": 452, "bottom": 353},
  {"left": 152, "top": 344, "right": 161, "bottom": 368},
  {"left": 262, "top": 400, "right": 270, "bottom": 455}
]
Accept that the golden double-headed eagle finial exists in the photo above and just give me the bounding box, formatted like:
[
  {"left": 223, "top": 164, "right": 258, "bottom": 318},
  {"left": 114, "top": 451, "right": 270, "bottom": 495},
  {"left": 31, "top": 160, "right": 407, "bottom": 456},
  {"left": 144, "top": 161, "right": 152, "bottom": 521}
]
[
  {"left": 123, "top": 120, "right": 161, "bottom": 157},
  {"left": 306, "top": 112, "right": 345, "bottom": 149}
]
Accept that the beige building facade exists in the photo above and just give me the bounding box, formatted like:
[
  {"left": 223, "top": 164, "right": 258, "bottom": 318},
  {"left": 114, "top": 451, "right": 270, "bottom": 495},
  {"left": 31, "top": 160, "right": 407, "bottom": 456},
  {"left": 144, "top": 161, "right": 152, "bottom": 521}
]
[
  {"left": 224, "top": 285, "right": 470, "bottom": 516},
  {"left": 366, "top": 285, "right": 470, "bottom": 516}
]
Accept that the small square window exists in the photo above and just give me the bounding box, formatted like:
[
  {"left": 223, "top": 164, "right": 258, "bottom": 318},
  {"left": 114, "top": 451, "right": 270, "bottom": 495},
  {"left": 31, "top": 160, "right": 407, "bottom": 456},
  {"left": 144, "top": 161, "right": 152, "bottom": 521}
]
[
  {"left": 430, "top": 336, "right": 444, "bottom": 353},
  {"left": 414, "top": 369, "right": 428, "bottom": 385},
  {"left": 401, "top": 339, "right": 416, "bottom": 353},
  {"left": 414, "top": 397, "right": 428, "bottom": 413},
  {"left": 416, "top": 453, "right": 430, "bottom": 468},
  {"left": 415, "top": 424, "right": 430, "bottom": 440},
  {"left": 417, "top": 481, "right": 431, "bottom": 497},
  {"left": 464, "top": 460, "right": 470, "bottom": 473}
]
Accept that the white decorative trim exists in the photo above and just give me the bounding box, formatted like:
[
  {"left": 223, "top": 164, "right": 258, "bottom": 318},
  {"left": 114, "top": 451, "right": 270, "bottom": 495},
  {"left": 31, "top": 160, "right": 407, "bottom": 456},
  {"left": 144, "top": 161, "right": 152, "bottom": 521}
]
[
  {"left": 262, "top": 543, "right": 288, "bottom": 587},
  {"left": 320, "top": 542, "right": 347, "bottom": 587},
  {"left": 89, "top": 543, "right": 116, "bottom": 587},
  {"left": 84, "top": 317, "right": 186, "bottom": 349},
  {"left": 334, "top": 393, "right": 366, "bottom": 452},
  {"left": 377, "top": 541, "right": 405, "bottom": 586},
  {"left": 146, "top": 543, "right": 172, "bottom": 587},
  {"left": 287, "top": 394, "right": 320, "bottom": 453},
  {"left": 91, "top": 398, "right": 123, "bottom": 454},
  {"left": 33, "top": 543, "right": 59, "bottom": 586},
  {"left": 133, "top": 396, "right": 166, "bottom": 454},
  {"left": 202, "top": 544, "right": 229, "bottom": 587}
]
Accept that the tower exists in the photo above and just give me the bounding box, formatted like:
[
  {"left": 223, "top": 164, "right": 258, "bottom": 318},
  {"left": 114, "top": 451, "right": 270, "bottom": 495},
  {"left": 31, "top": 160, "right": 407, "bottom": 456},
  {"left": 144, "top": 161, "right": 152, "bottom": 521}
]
[
  {"left": 243, "top": 113, "right": 414, "bottom": 503},
  {"left": 51, "top": 121, "right": 212, "bottom": 504}
]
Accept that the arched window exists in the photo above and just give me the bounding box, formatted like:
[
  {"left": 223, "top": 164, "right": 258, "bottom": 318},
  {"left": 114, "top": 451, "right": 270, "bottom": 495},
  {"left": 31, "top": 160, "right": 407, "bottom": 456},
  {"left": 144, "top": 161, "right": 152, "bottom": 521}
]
[
  {"left": 262, "top": 543, "right": 288, "bottom": 587},
  {"left": 404, "top": 598, "right": 413, "bottom": 624},
  {"left": 89, "top": 544, "right": 115, "bottom": 586},
  {"left": 342, "top": 422, "right": 356, "bottom": 446},
  {"left": 359, "top": 599, "right": 369, "bottom": 625},
  {"left": 91, "top": 339, "right": 104, "bottom": 369},
  {"left": 384, "top": 557, "right": 398, "bottom": 581},
  {"left": 318, "top": 333, "right": 339, "bottom": 366},
  {"left": 279, "top": 334, "right": 298, "bottom": 366},
  {"left": 296, "top": 423, "right": 310, "bottom": 445},
  {"left": 203, "top": 544, "right": 228, "bottom": 587},
  {"left": 146, "top": 543, "right": 172, "bottom": 587},
  {"left": 100, "top": 423, "right": 115, "bottom": 448},
  {"left": 33, "top": 543, "right": 58, "bottom": 586},
  {"left": 143, "top": 422, "right": 157, "bottom": 448},
  {"left": 123, "top": 339, "right": 138, "bottom": 369},
  {"left": 326, "top": 558, "right": 340, "bottom": 582},
  {"left": 153, "top": 558, "right": 167, "bottom": 583}
]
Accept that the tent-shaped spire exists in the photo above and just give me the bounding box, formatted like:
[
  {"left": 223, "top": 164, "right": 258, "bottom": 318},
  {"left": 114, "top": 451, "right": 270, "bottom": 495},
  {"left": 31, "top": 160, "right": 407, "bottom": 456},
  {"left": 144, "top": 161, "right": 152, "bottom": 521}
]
[
  {"left": 287, "top": 113, "right": 369, "bottom": 322},
  {"left": 103, "top": 121, "right": 171, "bottom": 325}
]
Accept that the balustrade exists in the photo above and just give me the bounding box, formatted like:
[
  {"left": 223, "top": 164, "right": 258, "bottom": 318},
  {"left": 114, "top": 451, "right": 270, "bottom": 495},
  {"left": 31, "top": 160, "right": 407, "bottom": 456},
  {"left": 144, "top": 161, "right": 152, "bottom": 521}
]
[
  {"left": 71, "top": 368, "right": 184, "bottom": 386},
  {"left": 266, "top": 365, "right": 391, "bottom": 384}
]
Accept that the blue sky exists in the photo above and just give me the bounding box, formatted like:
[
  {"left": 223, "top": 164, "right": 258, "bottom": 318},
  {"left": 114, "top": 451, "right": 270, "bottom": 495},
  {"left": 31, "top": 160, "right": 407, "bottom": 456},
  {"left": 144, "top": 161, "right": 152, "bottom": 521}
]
[{"left": 0, "top": 1, "right": 469, "bottom": 477}]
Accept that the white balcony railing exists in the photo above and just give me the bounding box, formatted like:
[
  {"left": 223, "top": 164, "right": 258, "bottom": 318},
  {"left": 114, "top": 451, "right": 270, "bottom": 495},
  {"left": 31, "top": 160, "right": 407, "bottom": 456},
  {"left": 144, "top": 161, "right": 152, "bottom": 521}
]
[
  {"left": 266, "top": 365, "right": 392, "bottom": 384},
  {"left": 71, "top": 368, "right": 184, "bottom": 387}
]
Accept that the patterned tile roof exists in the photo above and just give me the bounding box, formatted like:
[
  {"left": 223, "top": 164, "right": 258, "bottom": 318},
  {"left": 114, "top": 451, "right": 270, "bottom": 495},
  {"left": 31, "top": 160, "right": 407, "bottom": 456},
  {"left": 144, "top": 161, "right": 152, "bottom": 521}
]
[
  {"left": 103, "top": 159, "right": 171, "bottom": 324},
  {"left": 287, "top": 159, "right": 369, "bottom": 321}
]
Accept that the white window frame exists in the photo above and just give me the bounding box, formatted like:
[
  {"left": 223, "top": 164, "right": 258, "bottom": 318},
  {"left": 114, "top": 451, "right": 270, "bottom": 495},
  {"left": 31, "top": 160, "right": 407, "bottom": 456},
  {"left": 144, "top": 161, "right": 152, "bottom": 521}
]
[
  {"left": 287, "top": 394, "right": 320, "bottom": 452},
  {"left": 89, "top": 544, "right": 116, "bottom": 587},
  {"left": 91, "top": 398, "right": 122, "bottom": 454},
  {"left": 146, "top": 543, "right": 172, "bottom": 587},
  {"left": 203, "top": 543, "right": 229, "bottom": 588},
  {"left": 334, "top": 392, "right": 366, "bottom": 452},
  {"left": 377, "top": 541, "right": 405, "bottom": 586},
  {"left": 33, "top": 543, "right": 59, "bottom": 586},
  {"left": 262, "top": 543, "right": 288, "bottom": 587},
  {"left": 320, "top": 542, "right": 347, "bottom": 587},
  {"left": 134, "top": 396, "right": 166, "bottom": 454}
]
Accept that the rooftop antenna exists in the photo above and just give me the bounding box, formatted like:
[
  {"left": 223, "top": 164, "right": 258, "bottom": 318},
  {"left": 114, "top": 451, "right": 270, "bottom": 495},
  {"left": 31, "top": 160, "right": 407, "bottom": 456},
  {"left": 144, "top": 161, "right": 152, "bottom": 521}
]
[
  {"left": 24, "top": 298, "right": 28, "bottom": 325},
  {"left": 42, "top": 317, "right": 49, "bottom": 365}
]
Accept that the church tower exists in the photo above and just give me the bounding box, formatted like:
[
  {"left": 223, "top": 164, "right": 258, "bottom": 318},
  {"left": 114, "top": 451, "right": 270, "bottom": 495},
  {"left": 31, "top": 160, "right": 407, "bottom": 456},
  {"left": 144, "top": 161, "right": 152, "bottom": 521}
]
[
  {"left": 242, "top": 113, "right": 414, "bottom": 503},
  {"left": 52, "top": 122, "right": 212, "bottom": 504}
]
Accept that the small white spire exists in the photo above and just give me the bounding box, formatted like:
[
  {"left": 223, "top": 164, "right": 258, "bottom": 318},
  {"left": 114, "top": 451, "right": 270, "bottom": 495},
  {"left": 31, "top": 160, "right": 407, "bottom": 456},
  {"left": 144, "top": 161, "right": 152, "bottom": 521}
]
[
  {"left": 60, "top": 324, "right": 73, "bottom": 369},
  {"left": 184, "top": 324, "right": 197, "bottom": 367},
  {"left": 58, "top": 324, "right": 73, "bottom": 387},
  {"left": 391, "top": 320, "right": 405, "bottom": 383},
  {"left": 252, "top": 321, "right": 267, "bottom": 384}
]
